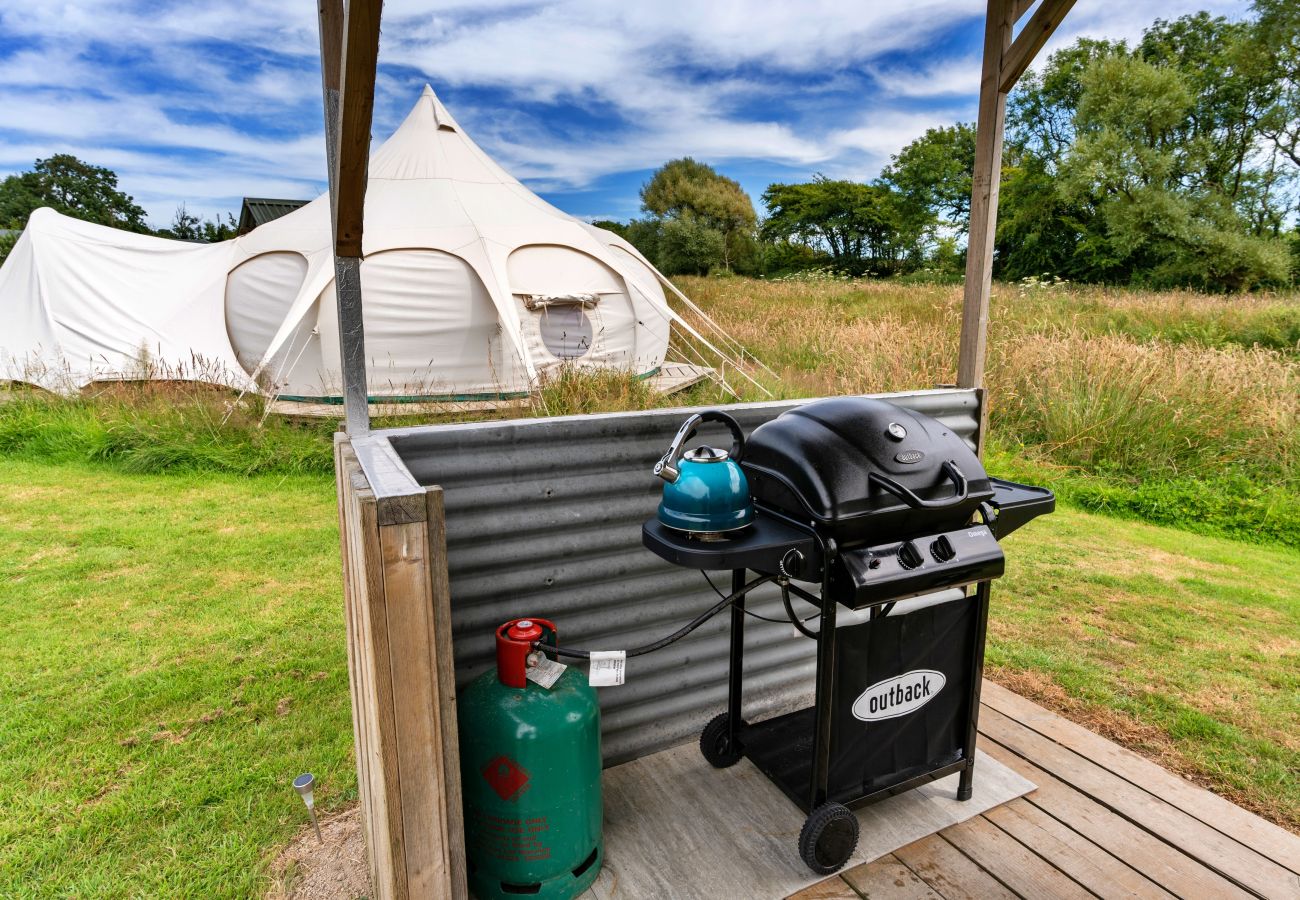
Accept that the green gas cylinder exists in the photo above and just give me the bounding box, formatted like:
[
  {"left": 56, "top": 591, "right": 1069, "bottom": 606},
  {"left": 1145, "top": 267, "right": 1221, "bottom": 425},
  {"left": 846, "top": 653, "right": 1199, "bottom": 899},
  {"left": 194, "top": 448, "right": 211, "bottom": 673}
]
[{"left": 459, "top": 618, "right": 603, "bottom": 900}]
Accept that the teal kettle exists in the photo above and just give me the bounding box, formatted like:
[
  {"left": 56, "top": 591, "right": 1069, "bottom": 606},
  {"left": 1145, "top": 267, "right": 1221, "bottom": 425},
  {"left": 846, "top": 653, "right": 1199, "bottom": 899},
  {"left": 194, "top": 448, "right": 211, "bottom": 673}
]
[{"left": 654, "top": 410, "right": 754, "bottom": 535}]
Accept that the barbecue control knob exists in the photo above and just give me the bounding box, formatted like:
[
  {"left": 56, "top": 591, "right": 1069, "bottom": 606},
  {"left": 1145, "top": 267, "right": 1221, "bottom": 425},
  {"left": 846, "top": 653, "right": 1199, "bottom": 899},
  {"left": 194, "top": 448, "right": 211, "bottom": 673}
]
[
  {"left": 930, "top": 535, "right": 956, "bottom": 563},
  {"left": 886, "top": 422, "right": 907, "bottom": 441},
  {"left": 897, "top": 541, "right": 924, "bottom": 570},
  {"left": 779, "top": 549, "right": 805, "bottom": 579}
]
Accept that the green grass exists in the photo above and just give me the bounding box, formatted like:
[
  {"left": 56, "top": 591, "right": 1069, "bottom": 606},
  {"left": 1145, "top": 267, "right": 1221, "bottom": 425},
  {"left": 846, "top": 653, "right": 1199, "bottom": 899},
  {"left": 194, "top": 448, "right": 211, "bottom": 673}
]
[
  {"left": 989, "top": 508, "right": 1300, "bottom": 829},
  {"left": 0, "top": 461, "right": 353, "bottom": 898},
  {"left": 2, "top": 280, "right": 1299, "bottom": 893},
  {"left": 0, "top": 459, "right": 1296, "bottom": 898}
]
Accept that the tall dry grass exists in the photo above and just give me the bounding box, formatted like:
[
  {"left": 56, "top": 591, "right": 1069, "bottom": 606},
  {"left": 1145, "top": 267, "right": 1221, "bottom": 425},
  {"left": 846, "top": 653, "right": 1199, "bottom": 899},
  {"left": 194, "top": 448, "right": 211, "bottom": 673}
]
[
  {"left": 4, "top": 276, "right": 1297, "bottom": 541},
  {"left": 673, "top": 277, "right": 1300, "bottom": 544}
]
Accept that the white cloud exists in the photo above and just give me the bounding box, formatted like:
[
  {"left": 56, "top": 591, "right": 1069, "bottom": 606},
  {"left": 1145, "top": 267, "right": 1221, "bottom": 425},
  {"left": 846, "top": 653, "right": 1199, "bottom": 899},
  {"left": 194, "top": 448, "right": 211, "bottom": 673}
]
[{"left": 0, "top": 0, "right": 1255, "bottom": 223}]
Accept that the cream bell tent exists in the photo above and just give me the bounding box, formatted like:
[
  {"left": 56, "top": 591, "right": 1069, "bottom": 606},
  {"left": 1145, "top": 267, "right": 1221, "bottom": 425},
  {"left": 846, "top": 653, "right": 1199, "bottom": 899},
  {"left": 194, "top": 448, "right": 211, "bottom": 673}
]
[{"left": 0, "top": 86, "right": 755, "bottom": 404}]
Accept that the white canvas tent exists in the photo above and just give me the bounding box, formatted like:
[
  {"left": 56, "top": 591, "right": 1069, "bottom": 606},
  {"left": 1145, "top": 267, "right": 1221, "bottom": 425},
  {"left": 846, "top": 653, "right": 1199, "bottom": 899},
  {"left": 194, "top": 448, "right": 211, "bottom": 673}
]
[{"left": 0, "top": 86, "right": 753, "bottom": 403}]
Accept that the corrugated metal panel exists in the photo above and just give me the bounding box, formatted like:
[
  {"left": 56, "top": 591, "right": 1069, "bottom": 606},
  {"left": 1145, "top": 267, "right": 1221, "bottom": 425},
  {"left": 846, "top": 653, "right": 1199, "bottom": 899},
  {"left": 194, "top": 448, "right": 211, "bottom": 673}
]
[{"left": 374, "top": 389, "right": 980, "bottom": 765}]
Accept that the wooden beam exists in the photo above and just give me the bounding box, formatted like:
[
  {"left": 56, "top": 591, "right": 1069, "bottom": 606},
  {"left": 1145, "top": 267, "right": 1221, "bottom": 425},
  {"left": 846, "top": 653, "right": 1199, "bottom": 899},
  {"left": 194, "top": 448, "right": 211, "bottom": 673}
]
[
  {"left": 957, "top": 0, "right": 1016, "bottom": 405},
  {"left": 999, "top": 0, "right": 1076, "bottom": 93},
  {"left": 1012, "top": 0, "right": 1038, "bottom": 22},
  {"left": 317, "top": 0, "right": 376, "bottom": 436},
  {"left": 317, "top": 0, "right": 343, "bottom": 95},
  {"left": 334, "top": 0, "right": 382, "bottom": 258}
]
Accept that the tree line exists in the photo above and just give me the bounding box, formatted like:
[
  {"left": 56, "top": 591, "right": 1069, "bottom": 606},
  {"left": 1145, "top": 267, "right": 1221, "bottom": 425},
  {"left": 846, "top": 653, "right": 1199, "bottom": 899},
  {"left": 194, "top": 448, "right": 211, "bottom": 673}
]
[
  {"left": 600, "top": 2, "right": 1299, "bottom": 292},
  {"left": 3, "top": 3, "right": 1296, "bottom": 290},
  {"left": 0, "top": 154, "right": 237, "bottom": 263}
]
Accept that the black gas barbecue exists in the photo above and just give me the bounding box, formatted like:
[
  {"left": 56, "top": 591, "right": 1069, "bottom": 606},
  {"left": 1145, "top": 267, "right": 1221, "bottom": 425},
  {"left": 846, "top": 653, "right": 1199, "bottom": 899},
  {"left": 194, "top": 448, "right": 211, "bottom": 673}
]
[{"left": 642, "top": 397, "right": 1054, "bottom": 874}]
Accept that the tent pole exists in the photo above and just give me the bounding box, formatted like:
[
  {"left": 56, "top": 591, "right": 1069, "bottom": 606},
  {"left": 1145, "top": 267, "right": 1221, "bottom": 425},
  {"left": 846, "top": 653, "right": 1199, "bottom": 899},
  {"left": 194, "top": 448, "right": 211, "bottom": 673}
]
[{"left": 318, "top": 0, "right": 380, "bottom": 436}]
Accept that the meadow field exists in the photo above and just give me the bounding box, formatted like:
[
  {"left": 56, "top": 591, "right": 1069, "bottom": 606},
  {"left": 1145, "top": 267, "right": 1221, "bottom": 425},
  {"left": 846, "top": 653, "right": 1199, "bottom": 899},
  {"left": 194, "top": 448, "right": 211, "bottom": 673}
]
[{"left": 1, "top": 277, "right": 1297, "bottom": 895}]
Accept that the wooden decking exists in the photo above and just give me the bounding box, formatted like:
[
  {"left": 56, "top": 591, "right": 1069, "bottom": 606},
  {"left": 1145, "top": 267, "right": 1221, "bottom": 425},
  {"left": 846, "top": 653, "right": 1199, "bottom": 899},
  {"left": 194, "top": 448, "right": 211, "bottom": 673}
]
[
  {"left": 647, "top": 362, "right": 714, "bottom": 394},
  {"left": 791, "top": 681, "right": 1300, "bottom": 900}
]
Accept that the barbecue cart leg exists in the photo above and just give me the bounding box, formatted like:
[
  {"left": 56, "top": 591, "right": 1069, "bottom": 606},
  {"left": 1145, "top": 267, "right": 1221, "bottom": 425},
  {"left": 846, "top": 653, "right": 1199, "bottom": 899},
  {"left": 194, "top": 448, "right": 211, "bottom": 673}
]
[
  {"left": 958, "top": 580, "right": 993, "bottom": 801},
  {"left": 726, "top": 568, "right": 746, "bottom": 748},
  {"left": 809, "top": 542, "right": 838, "bottom": 811}
]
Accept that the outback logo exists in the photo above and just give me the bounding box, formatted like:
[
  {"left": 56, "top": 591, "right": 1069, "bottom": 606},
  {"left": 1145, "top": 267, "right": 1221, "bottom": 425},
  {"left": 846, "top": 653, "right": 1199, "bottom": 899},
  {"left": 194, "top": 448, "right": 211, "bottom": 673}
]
[
  {"left": 851, "top": 670, "right": 946, "bottom": 722},
  {"left": 894, "top": 449, "right": 925, "bottom": 464}
]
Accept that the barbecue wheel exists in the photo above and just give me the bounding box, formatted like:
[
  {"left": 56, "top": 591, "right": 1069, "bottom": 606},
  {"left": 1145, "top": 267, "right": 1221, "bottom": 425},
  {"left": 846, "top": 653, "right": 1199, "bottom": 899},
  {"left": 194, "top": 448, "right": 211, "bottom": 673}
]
[
  {"left": 799, "top": 802, "right": 859, "bottom": 874},
  {"left": 699, "top": 712, "right": 745, "bottom": 768}
]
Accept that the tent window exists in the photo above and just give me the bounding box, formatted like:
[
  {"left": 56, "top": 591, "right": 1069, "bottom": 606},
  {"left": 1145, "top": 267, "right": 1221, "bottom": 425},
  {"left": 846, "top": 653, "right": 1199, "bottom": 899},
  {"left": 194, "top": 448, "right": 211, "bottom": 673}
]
[{"left": 537, "top": 305, "right": 593, "bottom": 359}]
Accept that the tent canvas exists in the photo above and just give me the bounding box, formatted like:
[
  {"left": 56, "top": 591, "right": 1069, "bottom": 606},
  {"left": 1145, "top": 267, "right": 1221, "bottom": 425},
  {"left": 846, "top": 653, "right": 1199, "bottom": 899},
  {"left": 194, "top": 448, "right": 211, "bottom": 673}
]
[{"left": 0, "top": 86, "right": 752, "bottom": 403}]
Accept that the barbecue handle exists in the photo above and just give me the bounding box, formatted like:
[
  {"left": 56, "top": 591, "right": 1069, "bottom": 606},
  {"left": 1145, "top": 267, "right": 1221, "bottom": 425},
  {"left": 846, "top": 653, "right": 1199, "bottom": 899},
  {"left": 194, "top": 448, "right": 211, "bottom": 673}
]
[{"left": 868, "top": 461, "right": 968, "bottom": 509}]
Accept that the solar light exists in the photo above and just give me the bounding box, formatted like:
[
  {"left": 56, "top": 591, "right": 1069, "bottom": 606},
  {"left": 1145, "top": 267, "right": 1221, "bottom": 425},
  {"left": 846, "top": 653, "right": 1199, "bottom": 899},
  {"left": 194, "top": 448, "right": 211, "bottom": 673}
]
[{"left": 293, "top": 772, "right": 324, "bottom": 844}]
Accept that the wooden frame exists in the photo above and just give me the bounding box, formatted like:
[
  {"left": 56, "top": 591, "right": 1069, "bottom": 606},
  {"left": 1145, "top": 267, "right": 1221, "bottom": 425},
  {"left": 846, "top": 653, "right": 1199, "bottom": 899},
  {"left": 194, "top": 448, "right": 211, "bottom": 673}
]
[
  {"left": 322, "top": 3, "right": 1073, "bottom": 897},
  {"left": 336, "top": 436, "right": 468, "bottom": 899},
  {"left": 317, "top": 0, "right": 379, "bottom": 437}
]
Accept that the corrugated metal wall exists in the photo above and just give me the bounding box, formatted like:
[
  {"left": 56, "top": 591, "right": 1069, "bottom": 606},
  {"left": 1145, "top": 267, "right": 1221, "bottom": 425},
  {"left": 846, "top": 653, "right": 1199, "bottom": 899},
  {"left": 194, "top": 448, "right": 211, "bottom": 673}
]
[{"left": 380, "top": 389, "right": 980, "bottom": 765}]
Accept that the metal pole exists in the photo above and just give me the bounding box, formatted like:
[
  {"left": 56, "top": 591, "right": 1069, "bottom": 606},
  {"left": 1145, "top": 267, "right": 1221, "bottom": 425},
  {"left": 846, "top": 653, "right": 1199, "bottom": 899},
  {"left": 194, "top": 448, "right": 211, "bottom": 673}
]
[{"left": 318, "top": 0, "right": 370, "bottom": 436}]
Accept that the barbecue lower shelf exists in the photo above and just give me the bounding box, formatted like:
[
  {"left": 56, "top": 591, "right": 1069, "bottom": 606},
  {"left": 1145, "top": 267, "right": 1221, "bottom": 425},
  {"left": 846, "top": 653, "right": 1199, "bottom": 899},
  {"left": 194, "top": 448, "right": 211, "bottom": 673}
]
[{"left": 739, "top": 707, "right": 969, "bottom": 813}]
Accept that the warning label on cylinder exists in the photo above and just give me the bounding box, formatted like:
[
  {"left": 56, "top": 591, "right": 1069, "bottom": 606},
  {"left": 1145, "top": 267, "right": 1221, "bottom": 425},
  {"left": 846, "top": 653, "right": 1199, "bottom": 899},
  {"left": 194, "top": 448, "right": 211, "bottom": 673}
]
[
  {"left": 481, "top": 755, "right": 530, "bottom": 801},
  {"left": 468, "top": 810, "right": 552, "bottom": 863}
]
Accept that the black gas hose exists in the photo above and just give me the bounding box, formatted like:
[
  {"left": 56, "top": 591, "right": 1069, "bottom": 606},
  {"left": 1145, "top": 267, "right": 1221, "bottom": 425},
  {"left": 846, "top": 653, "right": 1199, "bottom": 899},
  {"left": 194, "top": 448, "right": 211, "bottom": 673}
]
[{"left": 533, "top": 573, "right": 778, "bottom": 660}]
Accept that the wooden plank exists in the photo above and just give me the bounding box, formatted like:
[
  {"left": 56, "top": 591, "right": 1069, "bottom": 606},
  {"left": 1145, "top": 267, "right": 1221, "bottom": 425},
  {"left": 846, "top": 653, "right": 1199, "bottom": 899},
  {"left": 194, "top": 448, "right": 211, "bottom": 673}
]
[
  {"left": 317, "top": 0, "right": 342, "bottom": 92},
  {"left": 346, "top": 456, "right": 407, "bottom": 899},
  {"left": 649, "top": 363, "right": 715, "bottom": 396},
  {"left": 1012, "top": 0, "right": 1038, "bottom": 21},
  {"left": 980, "top": 706, "right": 1298, "bottom": 897},
  {"left": 978, "top": 734, "right": 1251, "bottom": 900},
  {"left": 786, "top": 875, "right": 861, "bottom": 899},
  {"left": 983, "top": 798, "right": 1174, "bottom": 898},
  {"left": 982, "top": 681, "right": 1300, "bottom": 874},
  {"left": 841, "top": 855, "right": 944, "bottom": 899},
  {"left": 957, "top": 0, "right": 1015, "bottom": 407},
  {"left": 334, "top": 0, "right": 382, "bottom": 257},
  {"left": 892, "top": 833, "right": 1017, "bottom": 900},
  {"left": 425, "top": 487, "right": 468, "bottom": 900},
  {"left": 379, "top": 519, "right": 455, "bottom": 897},
  {"left": 335, "top": 440, "right": 378, "bottom": 890},
  {"left": 338, "top": 445, "right": 386, "bottom": 895},
  {"left": 940, "top": 816, "right": 1093, "bottom": 900},
  {"left": 999, "top": 0, "right": 1077, "bottom": 93}
]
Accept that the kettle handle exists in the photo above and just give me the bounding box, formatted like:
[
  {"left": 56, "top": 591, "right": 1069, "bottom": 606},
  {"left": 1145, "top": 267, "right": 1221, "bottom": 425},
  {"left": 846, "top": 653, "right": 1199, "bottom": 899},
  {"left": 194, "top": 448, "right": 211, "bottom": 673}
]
[{"left": 653, "top": 410, "right": 746, "bottom": 483}]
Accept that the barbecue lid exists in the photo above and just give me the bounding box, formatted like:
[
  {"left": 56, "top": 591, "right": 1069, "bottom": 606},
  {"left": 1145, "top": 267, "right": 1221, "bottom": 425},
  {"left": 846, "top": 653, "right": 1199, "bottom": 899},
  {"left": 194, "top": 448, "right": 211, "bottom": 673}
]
[{"left": 741, "top": 397, "right": 992, "bottom": 525}]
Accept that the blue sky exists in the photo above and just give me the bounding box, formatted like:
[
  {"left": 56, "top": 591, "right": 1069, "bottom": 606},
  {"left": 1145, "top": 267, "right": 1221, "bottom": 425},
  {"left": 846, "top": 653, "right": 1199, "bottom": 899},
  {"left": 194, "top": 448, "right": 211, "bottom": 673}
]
[{"left": 0, "top": 0, "right": 1253, "bottom": 228}]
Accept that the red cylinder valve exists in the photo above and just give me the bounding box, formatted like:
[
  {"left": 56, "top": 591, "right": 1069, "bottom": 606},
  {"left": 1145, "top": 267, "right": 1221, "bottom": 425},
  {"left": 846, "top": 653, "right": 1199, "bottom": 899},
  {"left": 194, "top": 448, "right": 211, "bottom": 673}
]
[{"left": 495, "top": 617, "right": 557, "bottom": 688}]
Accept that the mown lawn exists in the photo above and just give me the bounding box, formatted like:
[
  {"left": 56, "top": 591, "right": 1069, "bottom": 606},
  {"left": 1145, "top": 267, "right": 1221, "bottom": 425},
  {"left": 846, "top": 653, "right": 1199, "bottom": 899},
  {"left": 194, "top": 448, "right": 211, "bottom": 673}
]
[
  {"left": 1, "top": 458, "right": 1297, "bottom": 896},
  {"left": 0, "top": 461, "right": 353, "bottom": 898}
]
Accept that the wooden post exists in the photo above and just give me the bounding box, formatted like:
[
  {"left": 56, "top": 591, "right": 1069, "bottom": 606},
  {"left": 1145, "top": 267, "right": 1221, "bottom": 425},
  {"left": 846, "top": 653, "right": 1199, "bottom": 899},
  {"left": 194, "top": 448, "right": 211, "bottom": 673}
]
[
  {"left": 335, "top": 435, "right": 468, "bottom": 899},
  {"left": 318, "top": 0, "right": 380, "bottom": 436},
  {"left": 957, "top": 0, "right": 1074, "bottom": 453}
]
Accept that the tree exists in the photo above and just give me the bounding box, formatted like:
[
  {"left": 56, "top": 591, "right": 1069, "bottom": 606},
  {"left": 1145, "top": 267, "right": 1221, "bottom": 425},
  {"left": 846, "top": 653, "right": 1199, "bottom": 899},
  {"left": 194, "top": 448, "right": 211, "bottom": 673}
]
[
  {"left": 0, "top": 229, "right": 18, "bottom": 267},
  {"left": 656, "top": 217, "right": 726, "bottom": 276},
  {"left": 155, "top": 204, "right": 238, "bottom": 243},
  {"left": 762, "top": 177, "right": 920, "bottom": 275},
  {"left": 640, "top": 158, "right": 758, "bottom": 273},
  {"left": 0, "top": 155, "right": 149, "bottom": 233},
  {"left": 882, "top": 124, "right": 977, "bottom": 231},
  {"left": 986, "top": 8, "right": 1297, "bottom": 290}
]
